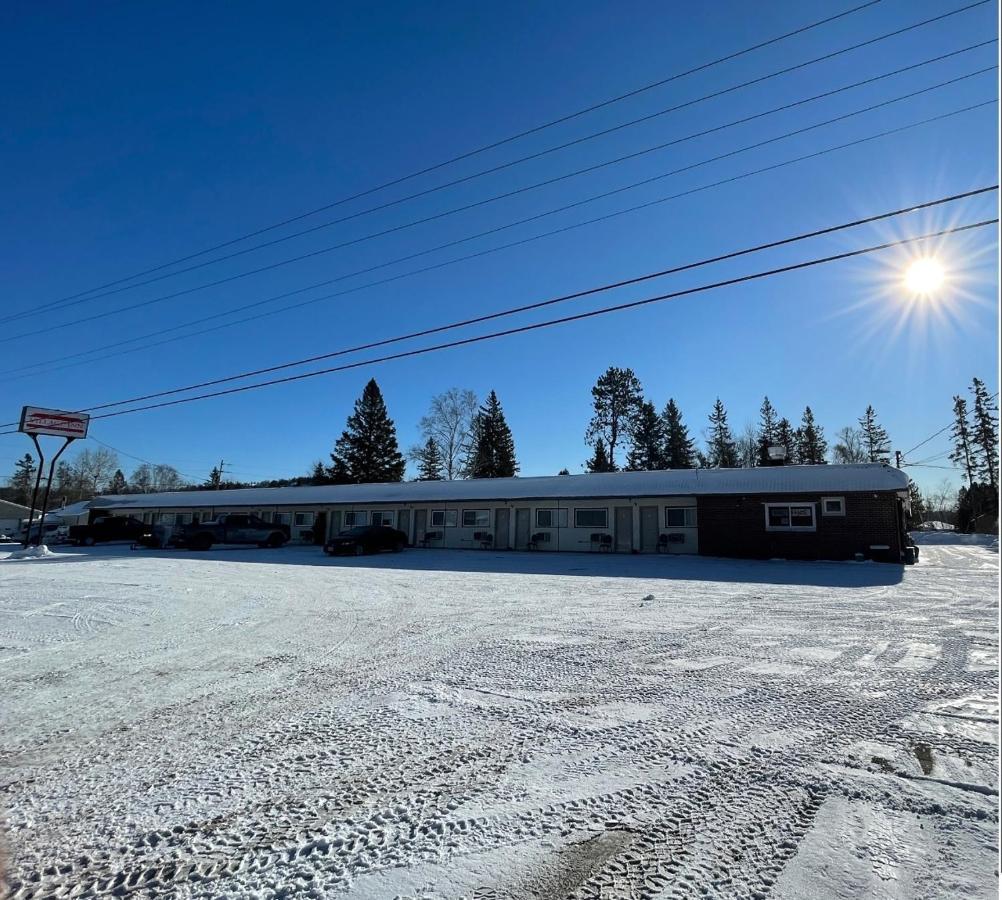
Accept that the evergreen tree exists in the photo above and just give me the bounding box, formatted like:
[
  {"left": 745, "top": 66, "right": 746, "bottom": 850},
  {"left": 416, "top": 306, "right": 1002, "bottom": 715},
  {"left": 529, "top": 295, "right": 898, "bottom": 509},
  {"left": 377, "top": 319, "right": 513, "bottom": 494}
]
[
  {"left": 557, "top": 468, "right": 571, "bottom": 475},
  {"left": 949, "top": 395, "right": 977, "bottom": 485},
  {"left": 625, "top": 401, "right": 665, "bottom": 471},
  {"left": 756, "top": 396, "right": 779, "bottom": 466},
  {"left": 206, "top": 466, "right": 222, "bottom": 489},
  {"left": 330, "top": 378, "right": 406, "bottom": 484},
  {"left": 586, "top": 438, "right": 616, "bottom": 472},
  {"left": 775, "top": 418, "right": 798, "bottom": 464},
  {"left": 466, "top": 390, "right": 518, "bottom": 478},
  {"left": 414, "top": 438, "right": 445, "bottom": 481},
  {"left": 106, "top": 469, "right": 128, "bottom": 494},
  {"left": 662, "top": 398, "right": 696, "bottom": 468},
  {"left": 970, "top": 377, "right": 998, "bottom": 490},
  {"left": 308, "top": 461, "right": 333, "bottom": 485},
  {"left": 706, "top": 399, "right": 739, "bottom": 468},
  {"left": 585, "top": 367, "right": 643, "bottom": 469},
  {"left": 907, "top": 480, "right": 926, "bottom": 528},
  {"left": 957, "top": 482, "right": 998, "bottom": 534},
  {"left": 10, "top": 453, "right": 37, "bottom": 506},
  {"left": 796, "top": 406, "right": 828, "bottom": 464},
  {"left": 858, "top": 405, "right": 890, "bottom": 462}
]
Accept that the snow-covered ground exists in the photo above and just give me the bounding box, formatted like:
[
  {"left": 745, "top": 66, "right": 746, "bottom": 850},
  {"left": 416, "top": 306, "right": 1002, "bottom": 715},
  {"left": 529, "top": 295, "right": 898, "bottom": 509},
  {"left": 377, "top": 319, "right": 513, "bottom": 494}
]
[{"left": 1, "top": 538, "right": 997, "bottom": 899}]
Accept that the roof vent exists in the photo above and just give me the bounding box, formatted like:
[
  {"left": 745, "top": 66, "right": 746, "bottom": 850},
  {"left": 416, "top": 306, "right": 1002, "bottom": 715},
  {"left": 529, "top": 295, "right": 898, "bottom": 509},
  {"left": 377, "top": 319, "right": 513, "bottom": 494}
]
[{"left": 767, "top": 445, "right": 787, "bottom": 466}]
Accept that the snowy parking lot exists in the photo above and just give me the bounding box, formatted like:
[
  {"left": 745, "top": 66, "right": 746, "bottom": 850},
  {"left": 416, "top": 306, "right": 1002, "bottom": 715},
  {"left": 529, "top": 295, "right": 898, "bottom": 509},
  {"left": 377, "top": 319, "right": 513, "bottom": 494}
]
[{"left": 1, "top": 538, "right": 998, "bottom": 899}]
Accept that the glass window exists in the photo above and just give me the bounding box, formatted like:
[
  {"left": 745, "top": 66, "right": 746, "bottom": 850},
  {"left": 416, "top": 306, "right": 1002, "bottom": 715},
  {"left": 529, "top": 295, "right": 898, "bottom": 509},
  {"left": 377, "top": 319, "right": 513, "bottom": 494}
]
[
  {"left": 463, "top": 509, "right": 490, "bottom": 527},
  {"left": 574, "top": 508, "right": 608, "bottom": 529},
  {"left": 535, "top": 508, "right": 568, "bottom": 528},
  {"left": 143, "top": 512, "right": 153, "bottom": 524},
  {"left": 765, "top": 503, "right": 815, "bottom": 531},
  {"left": 371, "top": 511, "right": 394, "bottom": 527},
  {"left": 665, "top": 507, "right": 697, "bottom": 528},
  {"left": 260, "top": 511, "right": 273, "bottom": 523},
  {"left": 160, "top": 513, "right": 176, "bottom": 525},
  {"left": 431, "top": 510, "right": 458, "bottom": 527},
  {"left": 294, "top": 512, "right": 315, "bottom": 527},
  {"left": 343, "top": 511, "right": 367, "bottom": 528},
  {"left": 822, "top": 497, "right": 845, "bottom": 516},
  {"left": 274, "top": 512, "right": 292, "bottom": 526},
  {"left": 176, "top": 514, "right": 192, "bottom": 525}
]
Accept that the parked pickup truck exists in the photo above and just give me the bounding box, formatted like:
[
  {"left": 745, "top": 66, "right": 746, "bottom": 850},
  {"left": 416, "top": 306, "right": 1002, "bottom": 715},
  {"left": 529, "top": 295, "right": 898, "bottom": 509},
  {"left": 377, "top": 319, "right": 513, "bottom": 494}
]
[
  {"left": 175, "top": 514, "right": 289, "bottom": 550},
  {"left": 69, "top": 516, "right": 148, "bottom": 546}
]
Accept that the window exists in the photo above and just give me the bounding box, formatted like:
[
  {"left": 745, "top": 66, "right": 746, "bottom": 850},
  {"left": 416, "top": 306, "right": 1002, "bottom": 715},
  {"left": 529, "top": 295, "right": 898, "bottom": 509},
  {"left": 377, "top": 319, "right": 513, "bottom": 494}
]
[
  {"left": 274, "top": 512, "right": 292, "bottom": 526},
  {"left": 574, "top": 508, "right": 608, "bottom": 529},
  {"left": 821, "top": 496, "right": 845, "bottom": 516},
  {"left": 294, "top": 512, "right": 315, "bottom": 527},
  {"left": 462, "top": 509, "right": 490, "bottom": 528},
  {"left": 160, "top": 513, "right": 176, "bottom": 525},
  {"left": 176, "top": 514, "right": 192, "bottom": 526},
  {"left": 665, "top": 507, "right": 697, "bottom": 528},
  {"left": 764, "top": 502, "right": 816, "bottom": 531},
  {"left": 260, "top": 511, "right": 273, "bottom": 523},
  {"left": 143, "top": 512, "right": 153, "bottom": 524},
  {"left": 343, "top": 511, "right": 367, "bottom": 528},
  {"left": 430, "top": 509, "right": 458, "bottom": 528},
  {"left": 371, "top": 511, "right": 394, "bottom": 527},
  {"left": 535, "top": 508, "right": 568, "bottom": 528}
]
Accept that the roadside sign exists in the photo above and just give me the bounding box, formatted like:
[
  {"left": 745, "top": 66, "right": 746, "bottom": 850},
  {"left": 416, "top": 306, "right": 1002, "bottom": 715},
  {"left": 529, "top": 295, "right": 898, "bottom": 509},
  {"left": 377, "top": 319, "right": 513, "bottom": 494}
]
[{"left": 18, "top": 406, "right": 90, "bottom": 439}]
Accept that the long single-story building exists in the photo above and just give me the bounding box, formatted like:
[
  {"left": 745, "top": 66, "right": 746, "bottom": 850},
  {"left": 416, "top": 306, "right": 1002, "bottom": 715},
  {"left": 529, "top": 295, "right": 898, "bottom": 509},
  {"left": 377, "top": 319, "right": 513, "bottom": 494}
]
[{"left": 77, "top": 463, "right": 913, "bottom": 562}]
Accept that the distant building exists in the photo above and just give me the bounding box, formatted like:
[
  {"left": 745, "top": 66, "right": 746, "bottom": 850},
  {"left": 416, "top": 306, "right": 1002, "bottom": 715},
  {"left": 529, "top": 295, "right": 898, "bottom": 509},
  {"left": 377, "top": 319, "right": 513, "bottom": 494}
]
[
  {"left": 0, "top": 499, "right": 32, "bottom": 538},
  {"left": 79, "top": 464, "right": 912, "bottom": 562}
]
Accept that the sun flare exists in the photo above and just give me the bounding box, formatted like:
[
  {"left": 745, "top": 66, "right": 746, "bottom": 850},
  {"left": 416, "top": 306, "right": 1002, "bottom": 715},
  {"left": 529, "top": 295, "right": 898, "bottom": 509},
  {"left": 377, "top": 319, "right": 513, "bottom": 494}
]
[{"left": 904, "top": 257, "right": 945, "bottom": 295}]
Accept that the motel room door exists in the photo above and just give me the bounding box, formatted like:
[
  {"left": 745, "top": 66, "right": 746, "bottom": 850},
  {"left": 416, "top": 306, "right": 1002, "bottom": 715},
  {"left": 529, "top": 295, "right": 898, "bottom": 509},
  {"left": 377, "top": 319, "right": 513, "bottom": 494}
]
[
  {"left": 397, "top": 509, "right": 411, "bottom": 544},
  {"left": 414, "top": 509, "right": 427, "bottom": 543},
  {"left": 514, "top": 508, "right": 530, "bottom": 549},
  {"left": 615, "top": 506, "right": 633, "bottom": 552},
  {"left": 640, "top": 506, "right": 658, "bottom": 553},
  {"left": 495, "top": 508, "right": 510, "bottom": 549}
]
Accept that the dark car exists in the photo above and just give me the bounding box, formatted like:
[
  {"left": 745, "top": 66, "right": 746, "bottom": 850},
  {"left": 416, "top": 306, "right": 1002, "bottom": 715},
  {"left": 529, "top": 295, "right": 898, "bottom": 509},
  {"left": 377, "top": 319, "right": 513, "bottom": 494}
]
[
  {"left": 69, "top": 516, "right": 148, "bottom": 546},
  {"left": 324, "top": 525, "right": 407, "bottom": 556}
]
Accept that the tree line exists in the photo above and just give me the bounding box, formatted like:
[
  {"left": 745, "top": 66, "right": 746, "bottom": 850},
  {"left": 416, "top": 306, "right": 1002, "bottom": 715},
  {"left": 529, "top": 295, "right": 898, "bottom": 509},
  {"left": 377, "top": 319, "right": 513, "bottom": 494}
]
[{"left": 4, "top": 448, "right": 186, "bottom": 508}]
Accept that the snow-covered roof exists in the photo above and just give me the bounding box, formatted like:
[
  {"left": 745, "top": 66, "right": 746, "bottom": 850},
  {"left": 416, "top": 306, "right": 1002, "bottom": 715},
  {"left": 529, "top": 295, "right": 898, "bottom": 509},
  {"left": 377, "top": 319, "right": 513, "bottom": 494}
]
[
  {"left": 45, "top": 500, "right": 97, "bottom": 519},
  {"left": 89, "top": 464, "right": 909, "bottom": 509},
  {"left": 0, "top": 499, "right": 32, "bottom": 516}
]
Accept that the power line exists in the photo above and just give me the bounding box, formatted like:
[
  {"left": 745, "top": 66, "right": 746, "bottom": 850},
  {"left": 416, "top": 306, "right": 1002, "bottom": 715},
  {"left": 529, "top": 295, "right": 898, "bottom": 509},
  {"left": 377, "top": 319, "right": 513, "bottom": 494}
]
[
  {"left": 900, "top": 390, "right": 1000, "bottom": 457},
  {"left": 1, "top": 187, "right": 990, "bottom": 421},
  {"left": 0, "top": 218, "right": 993, "bottom": 434},
  {"left": 4, "top": 102, "right": 997, "bottom": 384},
  {"left": 23, "top": 0, "right": 887, "bottom": 312},
  {"left": 2, "top": 71, "right": 994, "bottom": 349},
  {"left": 11, "top": 20, "right": 991, "bottom": 324}
]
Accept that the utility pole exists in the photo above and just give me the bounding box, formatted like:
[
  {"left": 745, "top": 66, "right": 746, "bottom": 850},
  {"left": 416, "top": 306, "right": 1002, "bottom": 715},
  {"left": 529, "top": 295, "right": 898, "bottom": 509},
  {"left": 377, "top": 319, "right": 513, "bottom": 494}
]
[
  {"left": 895, "top": 450, "right": 902, "bottom": 469},
  {"left": 215, "top": 460, "right": 226, "bottom": 489}
]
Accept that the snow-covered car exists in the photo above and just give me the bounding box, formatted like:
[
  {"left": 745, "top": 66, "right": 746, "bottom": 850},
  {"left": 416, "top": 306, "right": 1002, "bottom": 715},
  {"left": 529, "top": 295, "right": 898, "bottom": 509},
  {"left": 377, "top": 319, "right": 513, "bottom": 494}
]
[{"left": 324, "top": 525, "right": 407, "bottom": 556}]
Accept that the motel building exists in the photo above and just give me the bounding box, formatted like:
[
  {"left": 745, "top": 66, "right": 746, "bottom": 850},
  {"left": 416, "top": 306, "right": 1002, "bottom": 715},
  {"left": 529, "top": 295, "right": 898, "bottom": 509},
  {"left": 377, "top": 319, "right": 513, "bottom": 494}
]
[{"left": 78, "top": 463, "right": 914, "bottom": 563}]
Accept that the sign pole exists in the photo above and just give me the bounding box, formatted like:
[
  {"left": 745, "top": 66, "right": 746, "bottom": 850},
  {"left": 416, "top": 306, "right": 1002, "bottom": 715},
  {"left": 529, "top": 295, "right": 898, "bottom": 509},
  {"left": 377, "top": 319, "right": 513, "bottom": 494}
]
[
  {"left": 34, "top": 437, "right": 75, "bottom": 547},
  {"left": 17, "top": 406, "right": 91, "bottom": 548},
  {"left": 22, "top": 434, "right": 46, "bottom": 548}
]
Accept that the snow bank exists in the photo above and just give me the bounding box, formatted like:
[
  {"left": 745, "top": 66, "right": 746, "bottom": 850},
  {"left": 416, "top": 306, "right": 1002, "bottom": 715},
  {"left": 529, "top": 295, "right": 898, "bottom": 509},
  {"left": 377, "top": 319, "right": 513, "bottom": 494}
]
[
  {"left": 3, "top": 544, "right": 56, "bottom": 560},
  {"left": 910, "top": 530, "right": 998, "bottom": 547}
]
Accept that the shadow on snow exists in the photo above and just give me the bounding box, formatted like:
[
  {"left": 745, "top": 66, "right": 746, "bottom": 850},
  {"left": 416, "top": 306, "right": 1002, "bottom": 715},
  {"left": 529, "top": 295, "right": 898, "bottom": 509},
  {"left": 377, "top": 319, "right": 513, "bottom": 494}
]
[{"left": 0, "top": 542, "right": 906, "bottom": 587}]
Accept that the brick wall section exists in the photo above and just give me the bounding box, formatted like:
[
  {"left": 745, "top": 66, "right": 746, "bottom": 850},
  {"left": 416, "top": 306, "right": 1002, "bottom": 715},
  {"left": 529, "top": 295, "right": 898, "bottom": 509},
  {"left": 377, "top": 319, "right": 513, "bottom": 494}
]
[{"left": 697, "top": 491, "right": 904, "bottom": 561}]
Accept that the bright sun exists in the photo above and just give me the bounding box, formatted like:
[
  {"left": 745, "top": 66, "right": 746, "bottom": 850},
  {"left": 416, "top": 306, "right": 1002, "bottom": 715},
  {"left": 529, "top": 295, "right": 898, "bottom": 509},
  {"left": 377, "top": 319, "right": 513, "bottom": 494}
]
[{"left": 904, "top": 257, "right": 945, "bottom": 295}]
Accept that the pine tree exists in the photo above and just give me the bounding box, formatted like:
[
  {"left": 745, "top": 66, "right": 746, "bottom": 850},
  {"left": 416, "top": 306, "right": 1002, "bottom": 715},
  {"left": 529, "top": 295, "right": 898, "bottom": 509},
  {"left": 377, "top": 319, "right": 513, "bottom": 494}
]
[
  {"left": 858, "top": 405, "right": 890, "bottom": 462},
  {"left": 586, "top": 439, "right": 616, "bottom": 473},
  {"left": 206, "top": 466, "right": 222, "bottom": 489},
  {"left": 662, "top": 398, "right": 696, "bottom": 469},
  {"left": 466, "top": 391, "right": 518, "bottom": 478},
  {"left": 907, "top": 480, "right": 926, "bottom": 528},
  {"left": 949, "top": 395, "right": 977, "bottom": 485},
  {"left": 796, "top": 407, "right": 828, "bottom": 464},
  {"left": 308, "top": 461, "right": 332, "bottom": 485},
  {"left": 557, "top": 468, "right": 571, "bottom": 475},
  {"left": 330, "top": 378, "right": 406, "bottom": 484},
  {"left": 775, "top": 418, "right": 798, "bottom": 464},
  {"left": 970, "top": 377, "right": 998, "bottom": 490},
  {"left": 10, "top": 453, "right": 37, "bottom": 506},
  {"left": 414, "top": 437, "right": 444, "bottom": 481},
  {"left": 625, "top": 401, "right": 665, "bottom": 471},
  {"left": 106, "top": 469, "right": 128, "bottom": 494},
  {"left": 585, "top": 367, "right": 643, "bottom": 469},
  {"left": 706, "top": 399, "right": 739, "bottom": 468},
  {"left": 756, "top": 396, "right": 779, "bottom": 466}
]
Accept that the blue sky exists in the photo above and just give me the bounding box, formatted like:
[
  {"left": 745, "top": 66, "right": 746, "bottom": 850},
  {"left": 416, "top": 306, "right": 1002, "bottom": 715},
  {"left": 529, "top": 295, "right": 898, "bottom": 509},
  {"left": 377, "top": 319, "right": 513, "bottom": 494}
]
[{"left": 0, "top": 0, "right": 998, "bottom": 493}]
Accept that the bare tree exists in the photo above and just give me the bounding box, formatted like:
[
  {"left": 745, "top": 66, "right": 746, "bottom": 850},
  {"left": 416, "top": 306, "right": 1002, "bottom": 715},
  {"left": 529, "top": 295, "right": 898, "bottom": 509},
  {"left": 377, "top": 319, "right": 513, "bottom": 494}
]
[
  {"left": 735, "top": 422, "right": 758, "bottom": 468},
  {"left": 831, "top": 426, "right": 868, "bottom": 464},
  {"left": 152, "top": 464, "right": 185, "bottom": 492},
  {"left": 926, "top": 478, "right": 959, "bottom": 524},
  {"left": 413, "top": 388, "right": 478, "bottom": 480},
  {"left": 74, "top": 448, "right": 119, "bottom": 495}
]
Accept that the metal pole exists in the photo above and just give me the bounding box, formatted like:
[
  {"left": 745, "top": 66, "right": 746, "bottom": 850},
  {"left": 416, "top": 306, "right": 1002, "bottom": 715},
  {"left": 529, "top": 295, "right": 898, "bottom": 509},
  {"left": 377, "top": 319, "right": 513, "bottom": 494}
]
[
  {"left": 22, "top": 434, "right": 45, "bottom": 548},
  {"left": 895, "top": 450, "right": 902, "bottom": 468},
  {"left": 35, "top": 437, "right": 75, "bottom": 548}
]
